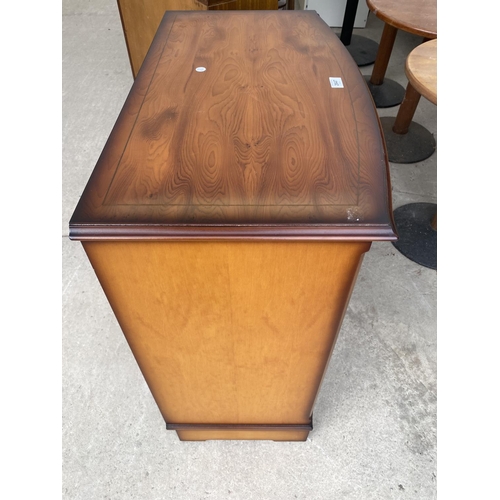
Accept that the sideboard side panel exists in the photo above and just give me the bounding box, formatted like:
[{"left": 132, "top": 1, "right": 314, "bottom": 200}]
[{"left": 82, "top": 240, "right": 369, "bottom": 436}]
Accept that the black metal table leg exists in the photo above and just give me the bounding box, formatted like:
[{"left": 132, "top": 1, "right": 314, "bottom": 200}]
[{"left": 340, "top": 0, "right": 379, "bottom": 67}]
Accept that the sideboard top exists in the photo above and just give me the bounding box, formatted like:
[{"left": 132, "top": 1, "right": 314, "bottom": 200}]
[{"left": 70, "top": 11, "right": 396, "bottom": 241}]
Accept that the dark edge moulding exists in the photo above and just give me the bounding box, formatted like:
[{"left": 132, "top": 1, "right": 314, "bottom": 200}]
[
  {"left": 69, "top": 225, "right": 397, "bottom": 241},
  {"left": 166, "top": 422, "right": 313, "bottom": 431}
]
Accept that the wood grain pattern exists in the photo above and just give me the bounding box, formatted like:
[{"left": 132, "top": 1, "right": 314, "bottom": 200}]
[
  {"left": 117, "top": 0, "right": 206, "bottom": 78},
  {"left": 82, "top": 240, "right": 370, "bottom": 440},
  {"left": 405, "top": 39, "right": 437, "bottom": 105},
  {"left": 70, "top": 11, "right": 395, "bottom": 241},
  {"left": 366, "top": 0, "right": 437, "bottom": 38},
  {"left": 117, "top": 0, "right": 279, "bottom": 77}
]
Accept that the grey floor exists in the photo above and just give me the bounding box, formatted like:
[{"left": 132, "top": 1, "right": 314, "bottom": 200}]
[{"left": 62, "top": 2, "right": 437, "bottom": 499}]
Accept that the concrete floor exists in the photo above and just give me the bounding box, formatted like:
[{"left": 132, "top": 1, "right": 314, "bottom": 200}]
[{"left": 62, "top": 2, "right": 437, "bottom": 499}]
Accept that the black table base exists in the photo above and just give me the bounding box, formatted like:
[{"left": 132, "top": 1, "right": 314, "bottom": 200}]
[
  {"left": 392, "top": 203, "right": 437, "bottom": 270},
  {"left": 343, "top": 34, "right": 379, "bottom": 66},
  {"left": 380, "top": 117, "right": 436, "bottom": 163},
  {"left": 363, "top": 76, "right": 406, "bottom": 108},
  {"left": 340, "top": 0, "right": 378, "bottom": 67}
]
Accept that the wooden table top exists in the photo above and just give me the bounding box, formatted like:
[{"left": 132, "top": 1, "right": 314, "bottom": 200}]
[
  {"left": 367, "top": 0, "right": 437, "bottom": 38},
  {"left": 70, "top": 11, "right": 396, "bottom": 241},
  {"left": 406, "top": 39, "right": 437, "bottom": 105}
]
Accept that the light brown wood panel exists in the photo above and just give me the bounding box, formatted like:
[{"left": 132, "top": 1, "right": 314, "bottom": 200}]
[
  {"left": 406, "top": 39, "right": 437, "bottom": 105},
  {"left": 117, "top": 0, "right": 207, "bottom": 78},
  {"left": 70, "top": 11, "right": 396, "bottom": 241},
  {"left": 82, "top": 240, "right": 370, "bottom": 440},
  {"left": 176, "top": 430, "right": 310, "bottom": 441},
  {"left": 117, "top": 0, "right": 278, "bottom": 78}
]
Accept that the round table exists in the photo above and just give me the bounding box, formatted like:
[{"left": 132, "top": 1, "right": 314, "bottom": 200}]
[
  {"left": 381, "top": 38, "right": 437, "bottom": 163},
  {"left": 389, "top": 41, "right": 437, "bottom": 269},
  {"left": 364, "top": 0, "right": 436, "bottom": 108}
]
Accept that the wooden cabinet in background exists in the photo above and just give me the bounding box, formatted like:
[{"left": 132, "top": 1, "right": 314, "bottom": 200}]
[
  {"left": 117, "top": 0, "right": 279, "bottom": 77},
  {"left": 70, "top": 11, "right": 397, "bottom": 441}
]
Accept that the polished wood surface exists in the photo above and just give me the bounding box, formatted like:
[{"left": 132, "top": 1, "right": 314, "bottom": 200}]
[
  {"left": 366, "top": 0, "right": 437, "bottom": 39},
  {"left": 83, "top": 240, "right": 370, "bottom": 441},
  {"left": 117, "top": 0, "right": 279, "bottom": 77},
  {"left": 70, "top": 11, "right": 396, "bottom": 242},
  {"left": 405, "top": 39, "right": 437, "bottom": 105}
]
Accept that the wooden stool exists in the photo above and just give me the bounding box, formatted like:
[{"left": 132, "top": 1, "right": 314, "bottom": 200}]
[
  {"left": 380, "top": 39, "right": 437, "bottom": 163},
  {"left": 364, "top": 0, "right": 436, "bottom": 108},
  {"left": 340, "top": 0, "right": 379, "bottom": 66}
]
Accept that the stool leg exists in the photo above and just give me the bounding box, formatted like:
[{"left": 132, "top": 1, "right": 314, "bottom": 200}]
[
  {"left": 379, "top": 80, "right": 436, "bottom": 163},
  {"left": 430, "top": 213, "right": 437, "bottom": 231},
  {"left": 363, "top": 23, "right": 405, "bottom": 107},
  {"left": 392, "top": 82, "right": 421, "bottom": 135},
  {"left": 370, "top": 23, "right": 398, "bottom": 85}
]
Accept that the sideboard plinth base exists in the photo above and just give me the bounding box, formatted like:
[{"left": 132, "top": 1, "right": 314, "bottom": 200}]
[{"left": 168, "top": 422, "right": 312, "bottom": 441}]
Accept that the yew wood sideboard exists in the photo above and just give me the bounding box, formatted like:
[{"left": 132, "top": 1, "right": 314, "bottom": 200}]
[
  {"left": 70, "top": 11, "right": 397, "bottom": 441},
  {"left": 117, "top": 0, "right": 279, "bottom": 77}
]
